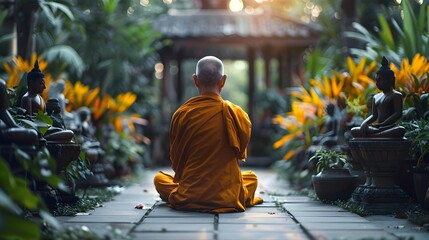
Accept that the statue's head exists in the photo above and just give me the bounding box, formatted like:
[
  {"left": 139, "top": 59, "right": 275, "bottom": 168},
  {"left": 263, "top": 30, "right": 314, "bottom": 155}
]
[
  {"left": 26, "top": 60, "right": 46, "bottom": 93},
  {"left": 375, "top": 57, "right": 395, "bottom": 90},
  {"left": 326, "top": 103, "right": 335, "bottom": 116}
]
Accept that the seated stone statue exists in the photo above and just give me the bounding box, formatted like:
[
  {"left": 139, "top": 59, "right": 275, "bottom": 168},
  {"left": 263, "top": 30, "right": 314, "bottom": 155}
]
[
  {"left": 20, "top": 60, "right": 74, "bottom": 142},
  {"left": 0, "top": 79, "right": 38, "bottom": 146},
  {"left": 312, "top": 103, "right": 339, "bottom": 147},
  {"left": 351, "top": 57, "right": 405, "bottom": 138},
  {"left": 74, "top": 106, "right": 104, "bottom": 158},
  {"left": 48, "top": 79, "right": 75, "bottom": 129}
]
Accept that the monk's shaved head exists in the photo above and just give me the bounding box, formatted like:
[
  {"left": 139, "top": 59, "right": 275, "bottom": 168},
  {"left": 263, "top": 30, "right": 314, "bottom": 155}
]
[{"left": 195, "top": 56, "right": 224, "bottom": 88}]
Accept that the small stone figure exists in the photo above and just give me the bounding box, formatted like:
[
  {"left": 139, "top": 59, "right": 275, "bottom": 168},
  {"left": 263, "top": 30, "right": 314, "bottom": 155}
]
[
  {"left": 20, "top": 60, "right": 74, "bottom": 142},
  {"left": 48, "top": 79, "right": 75, "bottom": 129},
  {"left": 0, "top": 79, "right": 38, "bottom": 146},
  {"left": 21, "top": 60, "right": 46, "bottom": 115},
  {"left": 312, "top": 103, "right": 339, "bottom": 147},
  {"left": 351, "top": 57, "right": 405, "bottom": 138}
]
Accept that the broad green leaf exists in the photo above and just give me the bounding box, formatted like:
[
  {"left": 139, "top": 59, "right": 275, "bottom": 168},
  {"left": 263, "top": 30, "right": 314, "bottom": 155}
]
[
  {"left": 377, "top": 14, "right": 394, "bottom": 49},
  {"left": 0, "top": 208, "right": 41, "bottom": 240}
]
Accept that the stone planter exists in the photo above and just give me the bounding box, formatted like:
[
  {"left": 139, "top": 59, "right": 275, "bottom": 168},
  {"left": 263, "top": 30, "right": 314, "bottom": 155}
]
[
  {"left": 312, "top": 168, "right": 359, "bottom": 202},
  {"left": 46, "top": 142, "right": 80, "bottom": 173},
  {"left": 348, "top": 139, "right": 412, "bottom": 214},
  {"left": 413, "top": 167, "right": 429, "bottom": 210}
]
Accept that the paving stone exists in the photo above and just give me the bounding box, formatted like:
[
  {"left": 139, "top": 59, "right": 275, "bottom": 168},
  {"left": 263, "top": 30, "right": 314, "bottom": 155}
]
[
  {"left": 134, "top": 223, "right": 214, "bottom": 232},
  {"left": 217, "top": 223, "right": 302, "bottom": 232},
  {"left": 282, "top": 203, "right": 346, "bottom": 212},
  {"left": 295, "top": 216, "right": 370, "bottom": 223},
  {"left": 394, "top": 232, "right": 429, "bottom": 240},
  {"left": 309, "top": 230, "right": 397, "bottom": 240},
  {"left": 288, "top": 211, "right": 359, "bottom": 217},
  {"left": 142, "top": 217, "right": 214, "bottom": 223},
  {"left": 60, "top": 222, "right": 135, "bottom": 237},
  {"left": 273, "top": 196, "right": 319, "bottom": 203},
  {"left": 89, "top": 209, "right": 148, "bottom": 216},
  {"left": 302, "top": 222, "right": 382, "bottom": 230},
  {"left": 251, "top": 201, "right": 277, "bottom": 206},
  {"left": 132, "top": 232, "right": 214, "bottom": 240},
  {"left": 218, "top": 216, "right": 294, "bottom": 224},
  {"left": 65, "top": 214, "right": 143, "bottom": 223},
  {"left": 242, "top": 207, "right": 283, "bottom": 213},
  {"left": 219, "top": 212, "right": 290, "bottom": 218},
  {"left": 102, "top": 201, "right": 156, "bottom": 208},
  {"left": 148, "top": 207, "right": 216, "bottom": 218},
  {"left": 217, "top": 231, "right": 309, "bottom": 240}
]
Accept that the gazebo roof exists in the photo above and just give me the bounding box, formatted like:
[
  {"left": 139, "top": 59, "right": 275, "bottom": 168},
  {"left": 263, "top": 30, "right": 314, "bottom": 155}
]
[{"left": 152, "top": 9, "right": 320, "bottom": 47}]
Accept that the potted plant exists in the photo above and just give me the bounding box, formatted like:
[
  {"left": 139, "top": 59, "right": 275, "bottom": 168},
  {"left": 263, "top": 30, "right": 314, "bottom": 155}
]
[
  {"left": 309, "top": 149, "right": 359, "bottom": 202},
  {"left": 404, "top": 118, "right": 429, "bottom": 209}
]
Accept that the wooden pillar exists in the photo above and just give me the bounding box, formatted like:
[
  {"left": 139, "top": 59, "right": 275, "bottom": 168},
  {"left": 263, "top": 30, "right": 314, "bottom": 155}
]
[
  {"left": 176, "top": 51, "right": 183, "bottom": 105},
  {"left": 15, "top": 1, "right": 39, "bottom": 61},
  {"left": 262, "top": 46, "right": 271, "bottom": 89},
  {"left": 286, "top": 50, "right": 293, "bottom": 87},
  {"left": 159, "top": 48, "right": 171, "bottom": 124},
  {"left": 277, "top": 51, "right": 285, "bottom": 93},
  {"left": 247, "top": 47, "right": 256, "bottom": 121}
]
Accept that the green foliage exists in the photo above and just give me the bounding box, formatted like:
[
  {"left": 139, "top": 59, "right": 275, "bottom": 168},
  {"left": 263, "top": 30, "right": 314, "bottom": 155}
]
[
  {"left": 345, "top": 0, "right": 429, "bottom": 64},
  {"left": 403, "top": 93, "right": 429, "bottom": 121},
  {"left": 105, "top": 131, "right": 144, "bottom": 168},
  {"left": 60, "top": 151, "right": 92, "bottom": 191},
  {"left": 0, "top": 147, "right": 65, "bottom": 240},
  {"left": 346, "top": 96, "right": 367, "bottom": 117},
  {"left": 308, "top": 149, "right": 350, "bottom": 173},
  {"left": 54, "top": 186, "right": 122, "bottom": 216},
  {"left": 333, "top": 200, "right": 371, "bottom": 216},
  {"left": 404, "top": 119, "right": 429, "bottom": 167},
  {"left": 272, "top": 159, "right": 312, "bottom": 189}
]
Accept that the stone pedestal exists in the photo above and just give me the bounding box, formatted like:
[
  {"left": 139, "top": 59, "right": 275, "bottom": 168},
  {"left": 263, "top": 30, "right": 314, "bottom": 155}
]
[
  {"left": 348, "top": 139, "right": 412, "bottom": 214},
  {"left": 44, "top": 142, "right": 81, "bottom": 208},
  {"left": 46, "top": 142, "right": 80, "bottom": 173}
]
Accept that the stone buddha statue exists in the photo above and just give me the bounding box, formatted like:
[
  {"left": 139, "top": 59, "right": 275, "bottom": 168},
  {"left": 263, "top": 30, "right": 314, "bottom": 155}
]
[
  {"left": 351, "top": 57, "right": 405, "bottom": 138},
  {"left": 20, "top": 60, "right": 74, "bottom": 142},
  {"left": 312, "top": 103, "right": 339, "bottom": 147},
  {"left": 0, "top": 79, "right": 39, "bottom": 146}
]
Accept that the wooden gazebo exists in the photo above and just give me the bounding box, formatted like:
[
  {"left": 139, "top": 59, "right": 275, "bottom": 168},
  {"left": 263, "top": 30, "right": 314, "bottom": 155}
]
[
  {"left": 153, "top": 0, "right": 319, "bottom": 121},
  {"left": 151, "top": 0, "right": 320, "bottom": 163}
]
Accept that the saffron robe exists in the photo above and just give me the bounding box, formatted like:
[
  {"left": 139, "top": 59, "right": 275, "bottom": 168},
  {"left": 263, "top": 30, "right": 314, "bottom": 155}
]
[{"left": 154, "top": 93, "right": 263, "bottom": 213}]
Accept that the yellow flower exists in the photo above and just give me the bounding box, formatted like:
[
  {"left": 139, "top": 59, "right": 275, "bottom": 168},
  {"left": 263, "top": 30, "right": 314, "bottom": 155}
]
[
  {"left": 392, "top": 53, "right": 429, "bottom": 95},
  {"left": 3, "top": 53, "right": 49, "bottom": 89}
]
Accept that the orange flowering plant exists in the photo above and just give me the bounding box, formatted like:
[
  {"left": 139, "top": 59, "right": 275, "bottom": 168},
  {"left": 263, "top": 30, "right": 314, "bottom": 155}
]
[
  {"left": 273, "top": 57, "right": 377, "bottom": 161},
  {"left": 273, "top": 54, "right": 429, "bottom": 164},
  {"left": 2, "top": 53, "right": 141, "bottom": 134}
]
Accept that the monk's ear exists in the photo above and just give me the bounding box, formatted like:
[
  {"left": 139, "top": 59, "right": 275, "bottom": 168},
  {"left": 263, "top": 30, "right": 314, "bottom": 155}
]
[
  {"left": 219, "top": 74, "right": 227, "bottom": 89},
  {"left": 193, "top": 74, "right": 200, "bottom": 88}
]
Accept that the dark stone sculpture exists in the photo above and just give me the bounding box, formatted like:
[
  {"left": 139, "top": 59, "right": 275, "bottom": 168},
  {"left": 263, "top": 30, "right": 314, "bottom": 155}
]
[
  {"left": 348, "top": 57, "right": 412, "bottom": 214},
  {"left": 351, "top": 57, "right": 405, "bottom": 138},
  {"left": 20, "top": 60, "right": 74, "bottom": 143},
  {"left": 312, "top": 103, "right": 339, "bottom": 147},
  {"left": 0, "top": 79, "right": 38, "bottom": 146}
]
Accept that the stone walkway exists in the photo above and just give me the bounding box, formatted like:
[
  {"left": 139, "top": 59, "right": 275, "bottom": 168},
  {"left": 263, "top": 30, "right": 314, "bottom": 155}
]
[{"left": 57, "top": 168, "right": 429, "bottom": 240}]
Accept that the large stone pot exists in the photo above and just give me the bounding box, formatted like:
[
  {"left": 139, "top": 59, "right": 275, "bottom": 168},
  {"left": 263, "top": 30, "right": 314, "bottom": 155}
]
[
  {"left": 413, "top": 167, "right": 429, "bottom": 210},
  {"left": 312, "top": 168, "right": 359, "bottom": 202},
  {"left": 46, "top": 142, "right": 80, "bottom": 173}
]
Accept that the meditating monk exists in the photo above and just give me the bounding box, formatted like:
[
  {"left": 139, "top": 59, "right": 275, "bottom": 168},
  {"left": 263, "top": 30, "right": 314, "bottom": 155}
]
[
  {"left": 351, "top": 57, "right": 405, "bottom": 138},
  {"left": 20, "top": 60, "right": 74, "bottom": 142},
  {"left": 153, "top": 56, "right": 263, "bottom": 213}
]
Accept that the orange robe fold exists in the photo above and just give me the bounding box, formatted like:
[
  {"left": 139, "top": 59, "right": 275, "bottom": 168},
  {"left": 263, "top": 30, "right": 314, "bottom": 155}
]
[{"left": 154, "top": 93, "right": 263, "bottom": 213}]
